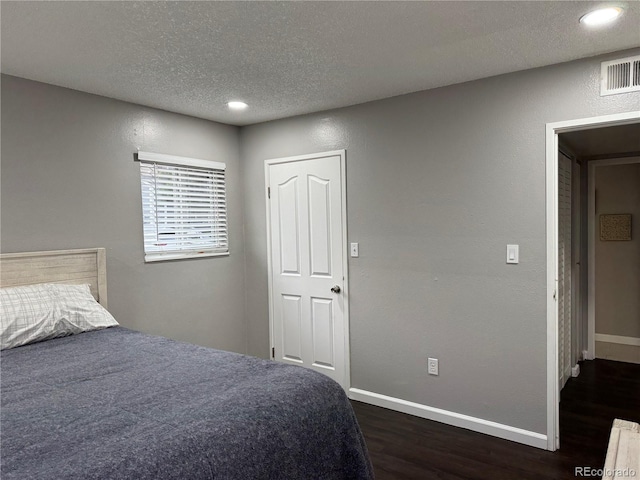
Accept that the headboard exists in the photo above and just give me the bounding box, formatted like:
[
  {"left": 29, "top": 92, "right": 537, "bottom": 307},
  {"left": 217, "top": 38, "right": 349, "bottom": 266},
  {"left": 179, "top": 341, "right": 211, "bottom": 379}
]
[{"left": 0, "top": 248, "right": 108, "bottom": 308}]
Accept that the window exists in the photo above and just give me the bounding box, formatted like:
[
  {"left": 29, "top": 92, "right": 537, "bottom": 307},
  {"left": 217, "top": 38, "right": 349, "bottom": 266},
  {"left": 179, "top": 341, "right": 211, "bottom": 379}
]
[{"left": 137, "top": 151, "right": 228, "bottom": 262}]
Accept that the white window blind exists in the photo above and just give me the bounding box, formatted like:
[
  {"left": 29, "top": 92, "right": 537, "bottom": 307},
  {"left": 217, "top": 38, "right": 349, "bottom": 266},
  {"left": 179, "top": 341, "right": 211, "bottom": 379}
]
[{"left": 138, "top": 152, "right": 228, "bottom": 262}]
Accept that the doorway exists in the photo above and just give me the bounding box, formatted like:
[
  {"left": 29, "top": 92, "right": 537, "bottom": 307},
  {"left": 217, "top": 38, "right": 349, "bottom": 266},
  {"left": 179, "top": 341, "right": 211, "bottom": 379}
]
[
  {"left": 587, "top": 157, "right": 640, "bottom": 362},
  {"left": 546, "top": 112, "right": 640, "bottom": 451},
  {"left": 264, "top": 150, "right": 350, "bottom": 390}
]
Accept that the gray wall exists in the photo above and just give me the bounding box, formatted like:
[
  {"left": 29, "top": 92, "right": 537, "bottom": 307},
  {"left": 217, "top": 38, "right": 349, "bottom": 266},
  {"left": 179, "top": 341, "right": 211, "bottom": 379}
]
[
  {"left": 3, "top": 49, "right": 640, "bottom": 436},
  {"left": 241, "top": 49, "right": 640, "bottom": 434},
  {"left": 1, "top": 75, "right": 247, "bottom": 354},
  {"left": 595, "top": 162, "right": 640, "bottom": 338}
]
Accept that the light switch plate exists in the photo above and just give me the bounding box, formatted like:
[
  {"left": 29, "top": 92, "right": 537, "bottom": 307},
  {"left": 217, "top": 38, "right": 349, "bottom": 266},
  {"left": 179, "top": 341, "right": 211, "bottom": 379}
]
[
  {"left": 350, "top": 243, "right": 359, "bottom": 258},
  {"left": 507, "top": 244, "right": 519, "bottom": 264}
]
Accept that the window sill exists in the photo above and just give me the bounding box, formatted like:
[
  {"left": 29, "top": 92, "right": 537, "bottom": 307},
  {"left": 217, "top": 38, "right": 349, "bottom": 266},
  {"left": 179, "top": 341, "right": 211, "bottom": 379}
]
[{"left": 144, "top": 251, "right": 229, "bottom": 263}]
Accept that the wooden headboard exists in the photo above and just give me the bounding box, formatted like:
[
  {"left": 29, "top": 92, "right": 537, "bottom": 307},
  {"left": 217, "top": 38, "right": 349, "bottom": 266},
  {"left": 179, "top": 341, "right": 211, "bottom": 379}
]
[{"left": 0, "top": 248, "right": 108, "bottom": 308}]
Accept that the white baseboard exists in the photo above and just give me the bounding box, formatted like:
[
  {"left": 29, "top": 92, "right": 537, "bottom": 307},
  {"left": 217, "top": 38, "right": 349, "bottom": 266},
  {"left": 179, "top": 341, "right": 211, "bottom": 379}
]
[
  {"left": 595, "top": 339, "right": 640, "bottom": 364},
  {"left": 349, "top": 388, "right": 548, "bottom": 450},
  {"left": 595, "top": 334, "right": 640, "bottom": 347}
]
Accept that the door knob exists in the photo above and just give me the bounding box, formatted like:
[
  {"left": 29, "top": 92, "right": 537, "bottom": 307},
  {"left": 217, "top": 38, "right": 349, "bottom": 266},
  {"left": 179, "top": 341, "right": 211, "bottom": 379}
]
[{"left": 331, "top": 285, "right": 341, "bottom": 294}]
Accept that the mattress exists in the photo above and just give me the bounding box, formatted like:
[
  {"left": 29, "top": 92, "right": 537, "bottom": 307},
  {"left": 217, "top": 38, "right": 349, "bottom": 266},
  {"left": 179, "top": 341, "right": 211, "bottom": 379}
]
[{"left": 0, "top": 327, "right": 373, "bottom": 479}]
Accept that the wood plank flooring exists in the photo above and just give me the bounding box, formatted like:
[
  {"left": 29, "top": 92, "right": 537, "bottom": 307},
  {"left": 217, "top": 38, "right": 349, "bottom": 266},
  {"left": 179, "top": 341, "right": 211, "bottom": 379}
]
[{"left": 351, "top": 359, "right": 640, "bottom": 479}]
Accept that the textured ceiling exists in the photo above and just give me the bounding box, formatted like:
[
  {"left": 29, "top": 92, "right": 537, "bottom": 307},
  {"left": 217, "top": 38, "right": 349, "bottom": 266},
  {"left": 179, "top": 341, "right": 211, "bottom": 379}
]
[
  {"left": 561, "top": 124, "right": 640, "bottom": 158},
  {"left": 2, "top": 1, "right": 640, "bottom": 126}
]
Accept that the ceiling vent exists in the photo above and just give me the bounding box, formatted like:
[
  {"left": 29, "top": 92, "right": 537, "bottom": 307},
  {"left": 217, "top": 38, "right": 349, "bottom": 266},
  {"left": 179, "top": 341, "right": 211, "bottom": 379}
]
[{"left": 600, "top": 55, "right": 640, "bottom": 96}]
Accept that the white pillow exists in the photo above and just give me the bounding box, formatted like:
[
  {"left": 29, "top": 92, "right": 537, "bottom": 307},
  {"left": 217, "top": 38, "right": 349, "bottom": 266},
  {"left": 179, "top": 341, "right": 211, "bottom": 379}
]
[{"left": 0, "top": 283, "right": 118, "bottom": 350}]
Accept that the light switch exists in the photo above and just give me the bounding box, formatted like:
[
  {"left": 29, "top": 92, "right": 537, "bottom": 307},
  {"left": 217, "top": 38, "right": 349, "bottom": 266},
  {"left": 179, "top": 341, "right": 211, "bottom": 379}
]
[
  {"left": 350, "top": 243, "right": 359, "bottom": 258},
  {"left": 507, "top": 244, "right": 519, "bottom": 264}
]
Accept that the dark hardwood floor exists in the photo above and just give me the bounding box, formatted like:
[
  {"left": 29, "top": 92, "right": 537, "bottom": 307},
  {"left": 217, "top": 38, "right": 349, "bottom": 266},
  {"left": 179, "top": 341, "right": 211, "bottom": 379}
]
[{"left": 352, "top": 359, "right": 640, "bottom": 479}]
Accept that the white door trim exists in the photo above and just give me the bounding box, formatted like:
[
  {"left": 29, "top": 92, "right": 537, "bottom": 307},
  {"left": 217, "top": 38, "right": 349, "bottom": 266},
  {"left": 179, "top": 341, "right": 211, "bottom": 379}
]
[
  {"left": 545, "top": 111, "right": 640, "bottom": 451},
  {"left": 264, "top": 150, "right": 350, "bottom": 392},
  {"left": 588, "top": 156, "right": 640, "bottom": 361}
]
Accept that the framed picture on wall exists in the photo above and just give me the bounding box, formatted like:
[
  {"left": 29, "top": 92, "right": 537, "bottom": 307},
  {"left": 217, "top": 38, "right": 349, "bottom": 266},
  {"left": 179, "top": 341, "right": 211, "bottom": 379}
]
[{"left": 600, "top": 214, "right": 632, "bottom": 241}]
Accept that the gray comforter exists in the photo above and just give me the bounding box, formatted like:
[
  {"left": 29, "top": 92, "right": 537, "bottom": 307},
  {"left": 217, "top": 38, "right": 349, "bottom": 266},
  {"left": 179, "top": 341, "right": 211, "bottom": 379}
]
[{"left": 0, "top": 327, "right": 373, "bottom": 479}]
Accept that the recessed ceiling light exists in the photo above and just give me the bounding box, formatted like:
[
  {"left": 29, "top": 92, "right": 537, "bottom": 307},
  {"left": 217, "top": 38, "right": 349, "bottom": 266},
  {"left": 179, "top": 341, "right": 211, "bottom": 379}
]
[
  {"left": 579, "top": 7, "right": 623, "bottom": 26},
  {"left": 227, "top": 101, "right": 248, "bottom": 111}
]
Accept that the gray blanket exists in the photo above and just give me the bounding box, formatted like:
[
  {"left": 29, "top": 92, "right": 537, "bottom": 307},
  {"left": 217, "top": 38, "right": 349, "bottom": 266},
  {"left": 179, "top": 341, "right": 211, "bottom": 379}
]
[{"left": 1, "top": 327, "right": 373, "bottom": 479}]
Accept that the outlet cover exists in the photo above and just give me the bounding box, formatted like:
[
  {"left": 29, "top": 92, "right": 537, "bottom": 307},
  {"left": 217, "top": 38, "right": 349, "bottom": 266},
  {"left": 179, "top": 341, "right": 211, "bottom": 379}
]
[{"left": 428, "top": 358, "right": 439, "bottom": 376}]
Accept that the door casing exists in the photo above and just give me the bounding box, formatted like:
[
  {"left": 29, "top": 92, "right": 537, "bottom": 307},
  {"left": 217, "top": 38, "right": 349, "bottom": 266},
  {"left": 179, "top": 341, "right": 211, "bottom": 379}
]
[{"left": 264, "top": 149, "right": 351, "bottom": 391}]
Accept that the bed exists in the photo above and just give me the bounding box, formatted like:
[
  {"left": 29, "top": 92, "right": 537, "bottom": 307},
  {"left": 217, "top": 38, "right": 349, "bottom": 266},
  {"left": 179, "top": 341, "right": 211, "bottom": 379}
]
[{"left": 0, "top": 248, "right": 373, "bottom": 480}]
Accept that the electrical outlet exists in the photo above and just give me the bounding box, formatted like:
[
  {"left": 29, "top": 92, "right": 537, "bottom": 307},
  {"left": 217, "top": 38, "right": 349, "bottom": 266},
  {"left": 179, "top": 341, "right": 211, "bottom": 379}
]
[{"left": 428, "top": 358, "right": 439, "bottom": 376}]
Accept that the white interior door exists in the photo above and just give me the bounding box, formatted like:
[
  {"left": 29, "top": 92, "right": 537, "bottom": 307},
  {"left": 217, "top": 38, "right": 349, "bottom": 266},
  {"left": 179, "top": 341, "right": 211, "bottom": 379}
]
[
  {"left": 266, "top": 151, "right": 348, "bottom": 388},
  {"left": 558, "top": 152, "right": 572, "bottom": 389}
]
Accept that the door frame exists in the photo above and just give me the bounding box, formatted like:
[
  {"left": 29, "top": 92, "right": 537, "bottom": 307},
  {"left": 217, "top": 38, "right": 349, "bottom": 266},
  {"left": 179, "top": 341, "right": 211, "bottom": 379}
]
[
  {"left": 588, "top": 156, "right": 640, "bottom": 360},
  {"left": 264, "top": 149, "right": 351, "bottom": 391},
  {"left": 545, "top": 111, "right": 640, "bottom": 451}
]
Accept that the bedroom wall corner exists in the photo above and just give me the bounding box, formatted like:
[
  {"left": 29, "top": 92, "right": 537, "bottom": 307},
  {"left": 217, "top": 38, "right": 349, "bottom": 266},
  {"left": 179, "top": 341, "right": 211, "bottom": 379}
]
[{"left": 0, "top": 74, "right": 248, "bottom": 354}]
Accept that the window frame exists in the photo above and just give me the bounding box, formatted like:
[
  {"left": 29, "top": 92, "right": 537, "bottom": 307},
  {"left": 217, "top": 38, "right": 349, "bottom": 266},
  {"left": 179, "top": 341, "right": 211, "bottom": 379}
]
[{"left": 136, "top": 151, "right": 229, "bottom": 263}]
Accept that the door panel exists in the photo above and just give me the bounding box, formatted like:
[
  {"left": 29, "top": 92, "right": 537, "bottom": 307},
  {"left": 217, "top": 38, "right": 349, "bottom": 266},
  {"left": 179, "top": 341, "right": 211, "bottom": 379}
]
[
  {"left": 311, "top": 297, "right": 334, "bottom": 368},
  {"left": 308, "top": 175, "right": 332, "bottom": 277},
  {"left": 278, "top": 177, "right": 300, "bottom": 275},
  {"left": 282, "top": 294, "right": 303, "bottom": 363},
  {"left": 268, "top": 153, "right": 346, "bottom": 387}
]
